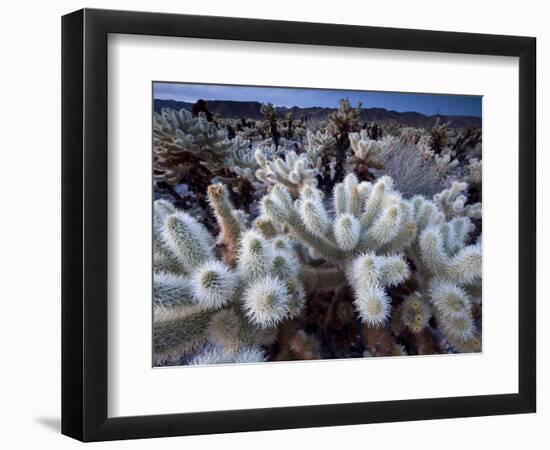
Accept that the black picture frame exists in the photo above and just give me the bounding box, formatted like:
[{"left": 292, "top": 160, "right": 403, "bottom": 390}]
[{"left": 62, "top": 8, "right": 536, "bottom": 442}]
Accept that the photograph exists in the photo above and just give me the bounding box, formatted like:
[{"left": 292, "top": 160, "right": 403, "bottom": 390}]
[
  {"left": 152, "top": 82, "right": 483, "bottom": 366},
  {"left": 0, "top": 0, "right": 542, "bottom": 446}
]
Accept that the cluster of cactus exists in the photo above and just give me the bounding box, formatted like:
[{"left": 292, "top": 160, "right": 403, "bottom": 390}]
[
  {"left": 326, "top": 98, "right": 363, "bottom": 183},
  {"left": 223, "top": 136, "right": 257, "bottom": 182},
  {"left": 399, "top": 126, "right": 424, "bottom": 145},
  {"left": 153, "top": 185, "right": 307, "bottom": 365},
  {"left": 429, "top": 117, "right": 457, "bottom": 155},
  {"left": 254, "top": 147, "right": 318, "bottom": 195},
  {"left": 433, "top": 181, "right": 481, "bottom": 220},
  {"left": 153, "top": 170, "right": 482, "bottom": 364},
  {"left": 465, "top": 158, "right": 482, "bottom": 186},
  {"left": 259, "top": 102, "right": 281, "bottom": 148},
  {"left": 394, "top": 120, "right": 481, "bottom": 183},
  {"left": 152, "top": 97, "right": 483, "bottom": 365},
  {"left": 405, "top": 194, "right": 482, "bottom": 351},
  {"left": 346, "top": 129, "right": 385, "bottom": 181},
  {"left": 415, "top": 133, "right": 460, "bottom": 180},
  {"left": 327, "top": 98, "right": 362, "bottom": 137},
  {"left": 153, "top": 108, "right": 267, "bottom": 206},
  {"left": 153, "top": 108, "right": 232, "bottom": 185},
  {"left": 304, "top": 130, "right": 337, "bottom": 176}
]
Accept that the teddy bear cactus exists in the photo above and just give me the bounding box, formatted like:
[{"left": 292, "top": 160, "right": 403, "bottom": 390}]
[
  {"left": 152, "top": 184, "right": 307, "bottom": 364},
  {"left": 153, "top": 168, "right": 482, "bottom": 364},
  {"left": 151, "top": 97, "right": 483, "bottom": 365}
]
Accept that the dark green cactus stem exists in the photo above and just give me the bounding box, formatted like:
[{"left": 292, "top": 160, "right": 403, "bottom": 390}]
[
  {"left": 153, "top": 311, "right": 215, "bottom": 363},
  {"left": 298, "top": 266, "right": 347, "bottom": 292},
  {"left": 207, "top": 184, "right": 243, "bottom": 252}
]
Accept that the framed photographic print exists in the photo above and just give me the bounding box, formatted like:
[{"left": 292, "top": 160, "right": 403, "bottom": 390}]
[{"left": 61, "top": 8, "right": 536, "bottom": 442}]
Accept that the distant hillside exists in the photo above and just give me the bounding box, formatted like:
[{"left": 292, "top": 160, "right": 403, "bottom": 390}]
[{"left": 154, "top": 99, "right": 481, "bottom": 129}]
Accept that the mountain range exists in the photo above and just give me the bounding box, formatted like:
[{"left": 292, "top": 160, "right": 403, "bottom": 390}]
[{"left": 154, "top": 99, "right": 481, "bottom": 129}]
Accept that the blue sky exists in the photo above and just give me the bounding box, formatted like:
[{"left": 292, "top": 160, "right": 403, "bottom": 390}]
[{"left": 154, "top": 82, "right": 482, "bottom": 117}]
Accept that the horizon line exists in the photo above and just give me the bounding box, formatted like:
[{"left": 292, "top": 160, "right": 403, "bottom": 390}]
[
  {"left": 154, "top": 97, "right": 482, "bottom": 118},
  {"left": 153, "top": 82, "right": 482, "bottom": 117}
]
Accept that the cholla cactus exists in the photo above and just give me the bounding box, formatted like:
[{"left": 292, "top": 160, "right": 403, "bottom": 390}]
[
  {"left": 429, "top": 280, "right": 476, "bottom": 344},
  {"left": 407, "top": 204, "right": 482, "bottom": 350},
  {"left": 347, "top": 130, "right": 385, "bottom": 181},
  {"left": 153, "top": 109, "right": 259, "bottom": 204},
  {"left": 152, "top": 95, "right": 483, "bottom": 362},
  {"left": 224, "top": 136, "right": 257, "bottom": 181},
  {"left": 261, "top": 174, "right": 412, "bottom": 326},
  {"left": 207, "top": 183, "right": 245, "bottom": 258},
  {"left": 399, "top": 293, "right": 432, "bottom": 334},
  {"left": 242, "top": 276, "right": 292, "bottom": 327},
  {"left": 348, "top": 252, "right": 409, "bottom": 326},
  {"left": 153, "top": 108, "right": 231, "bottom": 185},
  {"left": 161, "top": 211, "right": 215, "bottom": 273},
  {"left": 153, "top": 194, "right": 306, "bottom": 364},
  {"left": 260, "top": 102, "right": 278, "bottom": 122},
  {"left": 415, "top": 134, "right": 437, "bottom": 163},
  {"left": 155, "top": 170, "right": 483, "bottom": 362},
  {"left": 399, "top": 127, "right": 424, "bottom": 145},
  {"left": 327, "top": 99, "right": 362, "bottom": 182},
  {"left": 304, "top": 130, "right": 337, "bottom": 173},
  {"left": 466, "top": 158, "right": 482, "bottom": 186},
  {"left": 433, "top": 181, "right": 481, "bottom": 220},
  {"left": 429, "top": 117, "right": 456, "bottom": 155},
  {"left": 433, "top": 148, "right": 459, "bottom": 178},
  {"left": 190, "top": 259, "right": 239, "bottom": 309},
  {"left": 189, "top": 345, "right": 267, "bottom": 365},
  {"left": 260, "top": 102, "right": 280, "bottom": 148},
  {"left": 264, "top": 175, "right": 411, "bottom": 257},
  {"left": 327, "top": 98, "right": 362, "bottom": 136},
  {"left": 413, "top": 132, "right": 460, "bottom": 180},
  {"left": 255, "top": 148, "right": 317, "bottom": 195}
]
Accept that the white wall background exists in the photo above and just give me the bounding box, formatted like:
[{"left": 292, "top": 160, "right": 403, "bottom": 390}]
[{"left": 0, "top": 1, "right": 546, "bottom": 448}]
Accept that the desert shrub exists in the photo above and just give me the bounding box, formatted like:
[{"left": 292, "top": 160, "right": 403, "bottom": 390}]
[{"left": 375, "top": 139, "right": 444, "bottom": 197}]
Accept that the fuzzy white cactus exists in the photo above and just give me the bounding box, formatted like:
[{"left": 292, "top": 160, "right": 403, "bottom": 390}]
[
  {"left": 152, "top": 95, "right": 483, "bottom": 363},
  {"left": 153, "top": 108, "right": 233, "bottom": 185},
  {"left": 433, "top": 148, "right": 460, "bottom": 177},
  {"left": 153, "top": 200, "right": 182, "bottom": 275},
  {"left": 466, "top": 158, "right": 482, "bottom": 186},
  {"left": 259, "top": 175, "right": 415, "bottom": 326},
  {"left": 400, "top": 127, "right": 424, "bottom": 145},
  {"left": 237, "top": 230, "right": 275, "bottom": 280},
  {"left": 232, "top": 346, "right": 267, "bottom": 363},
  {"left": 429, "top": 280, "right": 472, "bottom": 321},
  {"left": 298, "top": 186, "right": 331, "bottom": 237},
  {"left": 189, "top": 345, "right": 267, "bottom": 366},
  {"left": 399, "top": 293, "right": 432, "bottom": 334},
  {"left": 349, "top": 130, "right": 384, "bottom": 162},
  {"left": 410, "top": 213, "right": 481, "bottom": 348},
  {"left": 347, "top": 252, "right": 410, "bottom": 326},
  {"left": 346, "top": 130, "right": 386, "bottom": 180},
  {"left": 162, "top": 211, "right": 215, "bottom": 273},
  {"left": 190, "top": 260, "right": 239, "bottom": 309},
  {"left": 334, "top": 213, "right": 361, "bottom": 251},
  {"left": 262, "top": 175, "right": 414, "bottom": 260},
  {"left": 416, "top": 134, "right": 433, "bottom": 159},
  {"left": 255, "top": 148, "right": 317, "bottom": 194},
  {"left": 225, "top": 136, "right": 257, "bottom": 181},
  {"left": 207, "top": 183, "right": 245, "bottom": 254},
  {"left": 433, "top": 181, "right": 481, "bottom": 220},
  {"left": 304, "top": 130, "right": 337, "bottom": 172},
  {"left": 152, "top": 197, "right": 309, "bottom": 363},
  {"left": 242, "top": 276, "right": 291, "bottom": 328},
  {"left": 153, "top": 271, "right": 191, "bottom": 306},
  {"left": 153, "top": 308, "right": 215, "bottom": 364}
]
